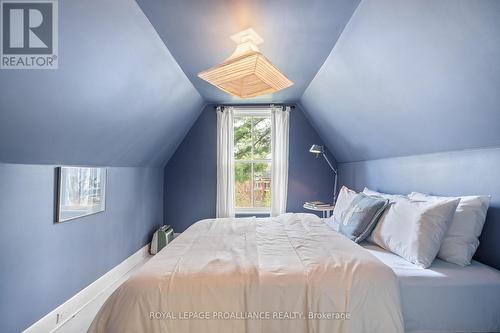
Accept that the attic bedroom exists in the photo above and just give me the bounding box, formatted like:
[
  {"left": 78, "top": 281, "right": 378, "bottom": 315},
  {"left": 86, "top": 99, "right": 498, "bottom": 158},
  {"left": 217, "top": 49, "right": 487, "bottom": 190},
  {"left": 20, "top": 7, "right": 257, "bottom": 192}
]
[{"left": 1, "top": 0, "right": 499, "bottom": 332}]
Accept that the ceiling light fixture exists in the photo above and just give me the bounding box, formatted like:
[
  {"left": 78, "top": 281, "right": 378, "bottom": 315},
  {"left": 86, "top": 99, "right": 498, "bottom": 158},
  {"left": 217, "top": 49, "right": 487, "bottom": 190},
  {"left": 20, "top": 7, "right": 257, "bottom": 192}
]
[{"left": 197, "top": 28, "right": 293, "bottom": 99}]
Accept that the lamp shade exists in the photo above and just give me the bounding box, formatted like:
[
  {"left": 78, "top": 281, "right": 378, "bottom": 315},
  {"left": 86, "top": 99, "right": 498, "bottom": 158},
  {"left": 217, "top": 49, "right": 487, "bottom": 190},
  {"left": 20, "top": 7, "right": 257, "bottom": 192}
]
[
  {"left": 198, "top": 29, "right": 293, "bottom": 99},
  {"left": 309, "top": 144, "right": 324, "bottom": 154}
]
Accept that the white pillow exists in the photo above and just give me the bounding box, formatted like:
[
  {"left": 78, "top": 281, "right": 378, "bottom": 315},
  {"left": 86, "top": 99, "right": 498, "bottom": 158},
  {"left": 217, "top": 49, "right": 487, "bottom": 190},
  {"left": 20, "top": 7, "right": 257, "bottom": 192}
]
[
  {"left": 368, "top": 196, "right": 460, "bottom": 268},
  {"left": 333, "top": 186, "right": 357, "bottom": 223},
  {"left": 324, "top": 215, "right": 339, "bottom": 231},
  {"left": 408, "top": 192, "right": 490, "bottom": 266},
  {"left": 363, "top": 187, "right": 407, "bottom": 201}
]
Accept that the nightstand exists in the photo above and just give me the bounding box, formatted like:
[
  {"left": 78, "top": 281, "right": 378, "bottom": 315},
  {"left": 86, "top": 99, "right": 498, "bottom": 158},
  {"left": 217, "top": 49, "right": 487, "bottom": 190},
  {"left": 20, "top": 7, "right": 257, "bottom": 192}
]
[{"left": 303, "top": 203, "right": 335, "bottom": 218}]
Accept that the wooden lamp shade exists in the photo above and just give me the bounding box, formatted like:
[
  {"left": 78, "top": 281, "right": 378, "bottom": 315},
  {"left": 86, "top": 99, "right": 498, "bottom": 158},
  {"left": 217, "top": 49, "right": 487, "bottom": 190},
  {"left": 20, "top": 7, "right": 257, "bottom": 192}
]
[{"left": 197, "top": 29, "right": 293, "bottom": 99}]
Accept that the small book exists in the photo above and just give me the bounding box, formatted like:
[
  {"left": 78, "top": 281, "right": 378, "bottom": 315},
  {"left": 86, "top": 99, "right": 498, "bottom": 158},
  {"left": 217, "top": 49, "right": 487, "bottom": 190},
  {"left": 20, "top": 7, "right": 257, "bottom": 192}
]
[
  {"left": 305, "top": 202, "right": 333, "bottom": 209},
  {"left": 305, "top": 201, "right": 325, "bottom": 205}
]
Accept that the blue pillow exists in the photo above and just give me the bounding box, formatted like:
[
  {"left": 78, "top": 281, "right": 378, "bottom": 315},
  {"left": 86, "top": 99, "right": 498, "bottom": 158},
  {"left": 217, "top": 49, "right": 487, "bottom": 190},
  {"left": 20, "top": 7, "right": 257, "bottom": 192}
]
[{"left": 338, "top": 193, "right": 389, "bottom": 243}]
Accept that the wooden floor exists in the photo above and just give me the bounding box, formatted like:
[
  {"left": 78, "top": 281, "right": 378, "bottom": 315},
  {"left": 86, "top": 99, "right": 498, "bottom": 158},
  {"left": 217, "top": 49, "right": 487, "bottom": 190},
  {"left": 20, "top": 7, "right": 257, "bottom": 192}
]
[{"left": 54, "top": 255, "right": 152, "bottom": 333}]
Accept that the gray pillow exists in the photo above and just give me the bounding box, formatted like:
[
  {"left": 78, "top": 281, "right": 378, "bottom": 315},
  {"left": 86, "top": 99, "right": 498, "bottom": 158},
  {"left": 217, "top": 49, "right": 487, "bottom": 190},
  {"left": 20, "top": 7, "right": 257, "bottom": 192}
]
[{"left": 338, "top": 193, "right": 389, "bottom": 243}]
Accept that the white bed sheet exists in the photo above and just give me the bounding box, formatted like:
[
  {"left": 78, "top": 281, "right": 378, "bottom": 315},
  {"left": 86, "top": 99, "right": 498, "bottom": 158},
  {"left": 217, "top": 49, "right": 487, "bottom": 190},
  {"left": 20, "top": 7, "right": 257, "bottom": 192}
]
[
  {"left": 90, "top": 214, "right": 404, "bottom": 333},
  {"left": 360, "top": 242, "right": 500, "bottom": 333}
]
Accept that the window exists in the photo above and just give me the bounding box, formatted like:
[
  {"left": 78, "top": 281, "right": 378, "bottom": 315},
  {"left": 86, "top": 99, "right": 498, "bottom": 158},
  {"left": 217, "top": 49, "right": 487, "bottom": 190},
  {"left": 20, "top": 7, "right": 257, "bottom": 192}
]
[{"left": 234, "top": 109, "right": 272, "bottom": 213}]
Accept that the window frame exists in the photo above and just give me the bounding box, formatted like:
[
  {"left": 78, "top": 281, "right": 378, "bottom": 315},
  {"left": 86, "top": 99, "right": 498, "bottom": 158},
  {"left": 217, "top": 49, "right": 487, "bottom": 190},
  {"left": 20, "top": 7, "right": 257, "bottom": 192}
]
[{"left": 233, "top": 108, "right": 272, "bottom": 215}]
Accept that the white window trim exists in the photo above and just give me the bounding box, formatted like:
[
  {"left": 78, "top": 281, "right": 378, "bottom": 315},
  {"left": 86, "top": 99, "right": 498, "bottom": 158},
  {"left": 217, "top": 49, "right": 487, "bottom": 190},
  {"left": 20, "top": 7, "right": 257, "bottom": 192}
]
[
  {"left": 233, "top": 108, "right": 272, "bottom": 117},
  {"left": 234, "top": 108, "right": 272, "bottom": 215},
  {"left": 236, "top": 208, "right": 271, "bottom": 215}
]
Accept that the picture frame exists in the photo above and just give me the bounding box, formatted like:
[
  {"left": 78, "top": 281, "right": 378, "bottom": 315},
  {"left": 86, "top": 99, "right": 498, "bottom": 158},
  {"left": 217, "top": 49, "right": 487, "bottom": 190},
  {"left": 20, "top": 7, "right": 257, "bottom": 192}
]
[{"left": 56, "top": 166, "right": 106, "bottom": 223}]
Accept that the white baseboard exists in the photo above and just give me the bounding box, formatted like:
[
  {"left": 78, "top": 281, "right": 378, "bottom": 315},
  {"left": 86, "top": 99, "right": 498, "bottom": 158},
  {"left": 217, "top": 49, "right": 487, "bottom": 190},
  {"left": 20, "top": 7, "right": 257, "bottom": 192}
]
[{"left": 24, "top": 243, "right": 151, "bottom": 333}]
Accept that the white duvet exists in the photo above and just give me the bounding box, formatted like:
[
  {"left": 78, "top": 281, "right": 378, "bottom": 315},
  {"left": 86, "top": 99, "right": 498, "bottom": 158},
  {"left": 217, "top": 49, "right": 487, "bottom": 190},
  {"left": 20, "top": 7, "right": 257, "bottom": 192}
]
[{"left": 89, "top": 213, "right": 403, "bottom": 333}]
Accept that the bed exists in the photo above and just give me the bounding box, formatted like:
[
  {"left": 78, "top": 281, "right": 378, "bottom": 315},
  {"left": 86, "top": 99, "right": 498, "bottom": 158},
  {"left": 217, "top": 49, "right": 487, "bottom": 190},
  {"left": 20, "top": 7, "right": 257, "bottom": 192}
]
[
  {"left": 89, "top": 213, "right": 404, "bottom": 333},
  {"left": 89, "top": 213, "right": 500, "bottom": 333},
  {"left": 361, "top": 242, "right": 500, "bottom": 333}
]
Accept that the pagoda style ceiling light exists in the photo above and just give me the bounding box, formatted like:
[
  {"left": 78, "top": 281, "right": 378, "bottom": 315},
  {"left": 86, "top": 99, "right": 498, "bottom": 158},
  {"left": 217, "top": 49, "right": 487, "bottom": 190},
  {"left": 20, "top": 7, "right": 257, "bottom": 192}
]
[{"left": 198, "top": 28, "right": 293, "bottom": 99}]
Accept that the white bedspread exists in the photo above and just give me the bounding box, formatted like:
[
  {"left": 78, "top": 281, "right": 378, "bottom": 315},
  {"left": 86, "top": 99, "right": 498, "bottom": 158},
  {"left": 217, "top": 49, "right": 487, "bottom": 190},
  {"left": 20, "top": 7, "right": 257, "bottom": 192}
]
[{"left": 89, "top": 213, "right": 403, "bottom": 333}]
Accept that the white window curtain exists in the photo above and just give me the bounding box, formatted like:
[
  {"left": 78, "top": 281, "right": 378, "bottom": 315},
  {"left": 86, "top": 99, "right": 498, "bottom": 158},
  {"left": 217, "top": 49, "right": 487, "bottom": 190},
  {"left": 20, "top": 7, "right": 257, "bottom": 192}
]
[
  {"left": 216, "top": 106, "right": 235, "bottom": 218},
  {"left": 270, "top": 105, "right": 290, "bottom": 217}
]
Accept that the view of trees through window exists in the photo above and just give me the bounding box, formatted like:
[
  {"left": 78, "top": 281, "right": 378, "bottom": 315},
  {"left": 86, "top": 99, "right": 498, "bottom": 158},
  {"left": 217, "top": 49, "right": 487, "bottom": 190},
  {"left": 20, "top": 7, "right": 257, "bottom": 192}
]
[{"left": 234, "top": 115, "right": 272, "bottom": 211}]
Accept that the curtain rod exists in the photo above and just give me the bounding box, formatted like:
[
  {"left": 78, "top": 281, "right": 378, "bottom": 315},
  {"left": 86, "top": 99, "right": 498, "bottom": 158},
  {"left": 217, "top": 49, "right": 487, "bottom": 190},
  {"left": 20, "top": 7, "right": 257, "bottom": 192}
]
[{"left": 213, "top": 104, "right": 295, "bottom": 110}]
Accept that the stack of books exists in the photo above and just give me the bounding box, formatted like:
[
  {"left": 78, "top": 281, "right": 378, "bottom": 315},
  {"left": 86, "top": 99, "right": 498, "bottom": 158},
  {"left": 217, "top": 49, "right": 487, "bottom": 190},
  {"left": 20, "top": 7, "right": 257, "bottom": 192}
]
[{"left": 304, "top": 201, "right": 333, "bottom": 210}]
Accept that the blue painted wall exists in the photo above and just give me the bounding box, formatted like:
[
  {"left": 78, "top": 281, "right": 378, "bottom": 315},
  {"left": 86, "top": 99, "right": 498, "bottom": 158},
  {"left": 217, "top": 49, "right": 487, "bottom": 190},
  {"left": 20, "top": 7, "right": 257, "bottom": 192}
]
[
  {"left": 338, "top": 147, "right": 500, "bottom": 270},
  {"left": 0, "top": 1, "right": 198, "bottom": 331},
  {"left": 0, "top": 0, "right": 204, "bottom": 167},
  {"left": 0, "top": 163, "right": 163, "bottom": 333},
  {"left": 287, "top": 106, "right": 337, "bottom": 212},
  {"left": 301, "top": 0, "right": 500, "bottom": 162},
  {"left": 164, "top": 104, "right": 334, "bottom": 232},
  {"left": 164, "top": 106, "right": 217, "bottom": 232}
]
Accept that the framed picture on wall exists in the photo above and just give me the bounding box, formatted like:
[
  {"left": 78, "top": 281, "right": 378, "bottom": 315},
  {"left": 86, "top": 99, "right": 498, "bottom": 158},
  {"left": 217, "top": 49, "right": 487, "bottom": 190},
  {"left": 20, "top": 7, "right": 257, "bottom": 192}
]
[{"left": 56, "top": 166, "right": 106, "bottom": 222}]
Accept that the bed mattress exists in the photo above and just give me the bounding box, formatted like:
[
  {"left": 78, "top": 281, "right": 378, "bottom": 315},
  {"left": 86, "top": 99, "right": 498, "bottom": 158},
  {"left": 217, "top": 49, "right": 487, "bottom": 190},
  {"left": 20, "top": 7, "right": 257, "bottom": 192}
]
[{"left": 360, "top": 242, "right": 500, "bottom": 333}]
